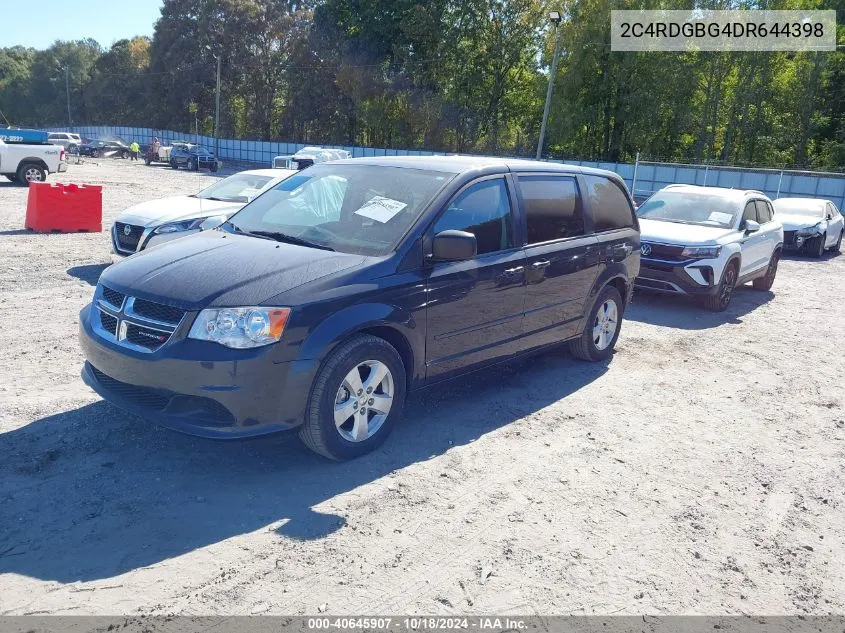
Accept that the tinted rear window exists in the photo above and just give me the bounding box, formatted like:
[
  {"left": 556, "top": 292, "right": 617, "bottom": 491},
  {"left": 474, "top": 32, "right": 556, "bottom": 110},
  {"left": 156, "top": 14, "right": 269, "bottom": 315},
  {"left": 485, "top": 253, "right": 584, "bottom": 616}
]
[
  {"left": 519, "top": 176, "right": 584, "bottom": 243},
  {"left": 583, "top": 175, "right": 636, "bottom": 231}
]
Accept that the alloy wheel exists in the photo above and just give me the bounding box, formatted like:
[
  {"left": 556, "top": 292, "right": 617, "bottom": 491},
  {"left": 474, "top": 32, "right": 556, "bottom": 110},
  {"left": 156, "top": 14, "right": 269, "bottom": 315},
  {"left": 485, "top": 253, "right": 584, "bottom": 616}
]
[
  {"left": 719, "top": 267, "right": 737, "bottom": 308},
  {"left": 766, "top": 252, "right": 779, "bottom": 284},
  {"left": 24, "top": 167, "right": 43, "bottom": 182},
  {"left": 334, "top": 360, "right": 394, "bottom": 442},
  {"left": 592, "top": 298, "right": 619, "bottom": 351}
]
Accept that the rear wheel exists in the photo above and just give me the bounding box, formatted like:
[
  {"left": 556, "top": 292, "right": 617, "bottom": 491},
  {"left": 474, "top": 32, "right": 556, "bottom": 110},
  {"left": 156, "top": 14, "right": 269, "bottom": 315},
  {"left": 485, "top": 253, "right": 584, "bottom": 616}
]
[
  {"left": 16, "top": 162, "right": 46, "bottom": 185},
  {"left": 753, "top": 249, "right": 780, "bottom": 291},
  {"left": 570, "top": 285, "right": 623, "bottom": 362},
  {"left": 703, "top": 261, "right": 737, "bottom": 312},
  {"left": 299, "top": 334, "right": 406, "bottom": 460}
]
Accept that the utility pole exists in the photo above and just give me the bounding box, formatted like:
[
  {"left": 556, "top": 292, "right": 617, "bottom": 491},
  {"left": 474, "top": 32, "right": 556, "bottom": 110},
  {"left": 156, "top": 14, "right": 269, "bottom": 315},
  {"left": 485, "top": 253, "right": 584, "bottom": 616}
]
[
  {"left": 214, "top": 53, "right": 221, "bottom": 157},
  {"left": 64, "top": 66, "right": 72, "bottom": 130},
  {"left": 536, "top": 11, "right": 563, "bottom": 160}
]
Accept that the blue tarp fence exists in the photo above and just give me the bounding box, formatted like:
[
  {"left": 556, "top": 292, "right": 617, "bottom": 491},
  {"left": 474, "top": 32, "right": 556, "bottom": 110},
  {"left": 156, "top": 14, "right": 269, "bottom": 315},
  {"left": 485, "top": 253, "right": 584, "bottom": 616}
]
[{"left": 47, "top": 125, "right": 845, "bottom": 211}]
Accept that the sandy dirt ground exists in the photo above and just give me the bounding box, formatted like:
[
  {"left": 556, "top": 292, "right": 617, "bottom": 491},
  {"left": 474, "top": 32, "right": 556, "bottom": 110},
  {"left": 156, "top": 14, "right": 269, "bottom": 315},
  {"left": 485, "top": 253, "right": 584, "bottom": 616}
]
[{"left": 0, "top": 160, "right": 843, "bottom": 616}]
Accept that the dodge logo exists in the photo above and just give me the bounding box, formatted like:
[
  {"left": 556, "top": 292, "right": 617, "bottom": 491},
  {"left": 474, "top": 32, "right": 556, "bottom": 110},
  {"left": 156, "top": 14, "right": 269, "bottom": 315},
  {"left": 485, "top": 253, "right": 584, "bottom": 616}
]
[
  {"left": 641, "top": 243, "right": 652, "bottom": 256},
  {"left": 123, "top": 225, "right": 132, "bottom": 236}
]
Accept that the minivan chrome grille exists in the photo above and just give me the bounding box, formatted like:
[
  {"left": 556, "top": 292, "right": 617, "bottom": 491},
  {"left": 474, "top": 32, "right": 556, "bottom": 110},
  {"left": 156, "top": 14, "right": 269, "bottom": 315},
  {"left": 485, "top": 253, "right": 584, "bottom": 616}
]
[{"left": 95, "top": 285, "right": 186, "bottom": 353}]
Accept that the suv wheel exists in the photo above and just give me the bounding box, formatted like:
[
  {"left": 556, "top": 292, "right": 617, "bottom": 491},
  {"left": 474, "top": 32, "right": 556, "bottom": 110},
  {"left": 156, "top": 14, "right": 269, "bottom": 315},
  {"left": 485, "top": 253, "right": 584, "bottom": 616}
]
[
  {"left": 299, "top": 334, "right": 407, "bottom": 460},
  {"left": 703, "top": 262, "right": 737, "bottom": 312},
  {"left": 753, "top": 249, "right": 780, "bottom": 291},
  {"left": 570, "top": 285, "right": 623, "bottom": 362}
]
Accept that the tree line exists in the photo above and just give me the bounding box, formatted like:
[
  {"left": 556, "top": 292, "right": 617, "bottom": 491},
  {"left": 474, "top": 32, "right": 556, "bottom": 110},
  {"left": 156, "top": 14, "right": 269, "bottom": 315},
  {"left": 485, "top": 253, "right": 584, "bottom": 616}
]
[{"left": 0, "top": 0, "right": 843, "bottom": 170}]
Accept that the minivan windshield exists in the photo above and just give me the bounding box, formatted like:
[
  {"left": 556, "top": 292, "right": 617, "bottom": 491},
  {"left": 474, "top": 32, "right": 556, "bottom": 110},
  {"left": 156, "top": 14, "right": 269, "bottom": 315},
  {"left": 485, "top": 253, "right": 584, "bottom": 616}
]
[
  {"left": 194, "top": 173, "right": 273, "bottom": 203},
  {"left": 224, "top": 163, "right": 454, "bottom": 255},
  {"left": 636, "top": 191, "right": 740, "bottom": 228}
]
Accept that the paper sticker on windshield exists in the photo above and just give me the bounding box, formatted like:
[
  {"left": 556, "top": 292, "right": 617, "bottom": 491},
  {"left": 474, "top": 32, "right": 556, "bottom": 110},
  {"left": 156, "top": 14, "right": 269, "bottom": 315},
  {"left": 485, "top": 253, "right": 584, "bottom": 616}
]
[
  {"left": 708, "top": 211, "right": 733, "bottom": 224},
  {"left": 354, "top": 196, "right": 407, "bottom": 223}
]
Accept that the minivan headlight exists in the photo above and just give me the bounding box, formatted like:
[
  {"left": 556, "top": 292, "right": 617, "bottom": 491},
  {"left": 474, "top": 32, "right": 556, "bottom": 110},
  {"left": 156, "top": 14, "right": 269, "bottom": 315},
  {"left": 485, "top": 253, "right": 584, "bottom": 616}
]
[
  {"left": 188, "top": 307, "right": 291, "bottom": 348},
  {"left": 681, "top": 245, "right": 722, "bottom": 259}
]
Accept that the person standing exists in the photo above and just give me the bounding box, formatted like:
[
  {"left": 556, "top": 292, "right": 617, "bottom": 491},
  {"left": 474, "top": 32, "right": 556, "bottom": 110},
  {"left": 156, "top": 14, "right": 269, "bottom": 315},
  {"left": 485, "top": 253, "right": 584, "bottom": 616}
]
[{"left": 129, "top": 140, "right": 140, "bottom": 161}]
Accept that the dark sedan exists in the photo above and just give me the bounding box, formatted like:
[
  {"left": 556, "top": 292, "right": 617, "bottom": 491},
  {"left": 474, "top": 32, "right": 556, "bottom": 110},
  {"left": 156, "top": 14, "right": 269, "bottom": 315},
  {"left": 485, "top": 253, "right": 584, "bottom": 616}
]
[
  {"left": 169, "top": 143, "right": 219, "bottom": 172},
  {"left": 79, "top": 139, "right": 131, "bottom": 159},
  {"left": 79, "top": 157, "right": 639, "bottom": 460}
]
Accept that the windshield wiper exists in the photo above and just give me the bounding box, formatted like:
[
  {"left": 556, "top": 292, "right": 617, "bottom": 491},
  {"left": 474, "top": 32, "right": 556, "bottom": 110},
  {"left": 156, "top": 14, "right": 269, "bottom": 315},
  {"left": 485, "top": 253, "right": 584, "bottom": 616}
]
[{"left": 245, "top": 230, "right": 335, "bottom": 251}]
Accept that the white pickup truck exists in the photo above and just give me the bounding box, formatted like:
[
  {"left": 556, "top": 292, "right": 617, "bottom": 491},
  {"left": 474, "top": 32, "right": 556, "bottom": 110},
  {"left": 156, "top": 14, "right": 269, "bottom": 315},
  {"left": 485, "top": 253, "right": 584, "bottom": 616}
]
[{"left": 0, "top": 138, "right": 68, "bottom": 184}]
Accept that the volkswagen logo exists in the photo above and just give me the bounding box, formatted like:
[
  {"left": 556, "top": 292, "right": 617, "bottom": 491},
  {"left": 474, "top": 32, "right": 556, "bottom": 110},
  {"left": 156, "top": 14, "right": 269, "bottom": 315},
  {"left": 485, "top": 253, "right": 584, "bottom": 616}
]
[
  {"left": 123, "top": 224, "right": 132, "bottom": 236},
  {"left": 640, "top": 243, "right": 652, "bottom": 256}
]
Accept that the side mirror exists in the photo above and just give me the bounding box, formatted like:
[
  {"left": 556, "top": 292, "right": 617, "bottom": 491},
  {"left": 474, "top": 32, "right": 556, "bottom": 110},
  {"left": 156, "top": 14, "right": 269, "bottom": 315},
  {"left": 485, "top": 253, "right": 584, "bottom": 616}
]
[
  {"left": 432, "top": 230, "right": 477, "bottom": 262},
  {"left": 199, "top": 215, "right": 227, "bottom": 231},
  {"left": 744, "top": 219, "right": 760, "bottom": 233}
]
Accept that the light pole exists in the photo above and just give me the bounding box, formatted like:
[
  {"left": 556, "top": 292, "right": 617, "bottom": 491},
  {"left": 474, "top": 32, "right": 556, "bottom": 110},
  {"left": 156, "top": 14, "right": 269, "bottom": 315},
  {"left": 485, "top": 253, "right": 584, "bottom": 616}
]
[
  {"left": 205, "top": 46, "right": 221, "bottom": 157},
  {"left": 55, "top": 64, "right": 73, "bottom": 130},
  {"left": 536, "top": 10, "right": 563, "bottom": 160}
]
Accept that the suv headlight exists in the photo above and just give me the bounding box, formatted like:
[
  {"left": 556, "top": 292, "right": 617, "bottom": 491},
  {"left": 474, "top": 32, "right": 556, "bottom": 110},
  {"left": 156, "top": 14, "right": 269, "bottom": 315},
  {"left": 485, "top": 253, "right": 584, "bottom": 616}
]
[
  {"left": 681, "top": 245, "right": 722, "bottom": 259},
  {"left": 797, "top": 222, "right": 823, "bottom": 236},
  {"left": 188, "top": 307, "right": 291, "bottom": 349}
]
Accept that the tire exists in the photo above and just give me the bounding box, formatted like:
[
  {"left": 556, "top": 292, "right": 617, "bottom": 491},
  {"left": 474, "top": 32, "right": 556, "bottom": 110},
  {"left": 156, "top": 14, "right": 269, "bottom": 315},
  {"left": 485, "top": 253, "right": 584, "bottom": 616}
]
[
  {"left": 16, "top": 162, "right": 47, "bottom": 185},
  {"left": 805, "top": 233, "right": 826, "bottom": 258},
  {"left": 5, "top": 174, "right": 18, "bottom": 182},
  {"left": 703, "top": 261, "right": 738, "bottom": 312},
  {"left": 121, "top": 150, "right": 130, "bottom": 159},
  {"left": 93, "top": 149, "right": 102, "bottom": 159},
  {"left": 170, "top": 159, "right": 179, "bottom": 170},
  {"left": 753, "top": 249, "right": 780, "bottom": 291},
  {"left": 569, "top": 285, "right": 624, "bottom": 362},
  {"left": 190, "top": 158, "right": 198, "bottom": 171},
  {"left": 144, "top": 155, "right": 151, "bottom": 166},
  {"left": 833, "top": 231, "right": 843, "bottom": 253},
  {"left": 299, "top": 334, "right": 407, "bottom": 461}
]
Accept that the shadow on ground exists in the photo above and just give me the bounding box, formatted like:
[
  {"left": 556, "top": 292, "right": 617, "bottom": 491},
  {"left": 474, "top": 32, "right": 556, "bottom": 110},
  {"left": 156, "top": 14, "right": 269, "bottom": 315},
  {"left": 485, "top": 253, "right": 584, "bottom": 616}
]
[
  {"left": 627, "top": 286, "right": 774, "bottom": 330},
  {"left": 0, "top": 346, "right": 607, "bottom": 583},
  {"left": 67, "top": 263, "right": 111, "bottom": 286}
]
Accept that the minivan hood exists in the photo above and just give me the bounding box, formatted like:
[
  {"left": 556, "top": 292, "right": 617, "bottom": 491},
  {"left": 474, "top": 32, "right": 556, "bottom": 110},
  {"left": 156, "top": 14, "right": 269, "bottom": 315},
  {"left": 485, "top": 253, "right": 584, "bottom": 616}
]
[
  {"left": 115, "top": 196, "right": 242, "bottom": 227},
  {"left": 100, "top": 231, "right": 367, "bottom": 309},
  {"left": 775, "top": 213, "right": 823, "bottom": 231},
  {"left": 639, "top": 218, "right": 736, "bottom": 246}
]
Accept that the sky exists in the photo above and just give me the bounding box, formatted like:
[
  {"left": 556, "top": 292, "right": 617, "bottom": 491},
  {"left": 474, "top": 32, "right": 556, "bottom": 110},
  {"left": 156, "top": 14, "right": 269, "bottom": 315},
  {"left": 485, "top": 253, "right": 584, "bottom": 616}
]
[{"left": 0, "top": 0, "right": 163, "bottom": 49}]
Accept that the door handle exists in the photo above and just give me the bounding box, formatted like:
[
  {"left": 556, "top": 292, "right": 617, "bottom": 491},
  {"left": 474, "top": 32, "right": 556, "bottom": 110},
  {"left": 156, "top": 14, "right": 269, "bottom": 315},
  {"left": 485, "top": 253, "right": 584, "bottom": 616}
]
[
  {"left": 503, "top": 266, "right": 524, "bottom": 275},
  {"left": 531, "top": 260, "right": 551, "bottom": 269}
]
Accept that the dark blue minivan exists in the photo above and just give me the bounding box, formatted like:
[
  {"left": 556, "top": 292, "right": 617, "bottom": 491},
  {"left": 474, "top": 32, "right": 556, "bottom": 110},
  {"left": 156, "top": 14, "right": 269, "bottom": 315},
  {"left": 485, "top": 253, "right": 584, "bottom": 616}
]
[{"left": 79, "top": 156, "right": 640, "bottom": 459}]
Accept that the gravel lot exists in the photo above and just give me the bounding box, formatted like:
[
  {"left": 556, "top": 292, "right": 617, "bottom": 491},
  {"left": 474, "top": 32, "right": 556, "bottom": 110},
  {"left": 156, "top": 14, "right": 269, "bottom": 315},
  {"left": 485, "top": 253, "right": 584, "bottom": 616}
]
[{"left": 0, "top": 160, "right": 843, "bottom": 616}]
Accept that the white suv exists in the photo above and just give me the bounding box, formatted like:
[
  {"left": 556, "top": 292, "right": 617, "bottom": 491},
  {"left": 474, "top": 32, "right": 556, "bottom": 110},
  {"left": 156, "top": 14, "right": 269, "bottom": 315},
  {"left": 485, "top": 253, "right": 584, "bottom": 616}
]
[
  {"left": 47, "top": 132, "right": 82, "bottom": 150},
  {"left": 635, "top": 185, "right": 783, "bottom": 311}
]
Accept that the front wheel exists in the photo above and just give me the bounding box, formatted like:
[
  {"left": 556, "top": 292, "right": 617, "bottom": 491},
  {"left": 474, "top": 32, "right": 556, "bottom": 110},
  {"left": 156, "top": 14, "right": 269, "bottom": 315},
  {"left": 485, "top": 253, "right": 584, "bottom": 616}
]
[
  {"left": 807, "top": 233, "right": 826, "bottom": 258},
  {"left": 703, "top": 262, "right": 737, "bottom": 312},
  {"left": 299, "top": 334, "right": 406, "bottom": 460},
  {"left": 570, "top": 285, "right": 623, "bottom": 362},
  {"left": 753, "top": 249, "right": 780, "bottom": 291},
  {"left": 832, "top": 231, "right": 842, "bottom": 253},
  {"left": 170, "top": 159, "right": 179, "bottom": 170}
]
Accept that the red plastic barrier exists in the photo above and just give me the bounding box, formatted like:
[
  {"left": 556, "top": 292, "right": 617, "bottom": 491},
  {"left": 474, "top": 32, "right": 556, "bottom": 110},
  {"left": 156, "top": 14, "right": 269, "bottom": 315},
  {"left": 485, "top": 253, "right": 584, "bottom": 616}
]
[{"left": 25, "top": 182, "right": 103, "bottom": 233}]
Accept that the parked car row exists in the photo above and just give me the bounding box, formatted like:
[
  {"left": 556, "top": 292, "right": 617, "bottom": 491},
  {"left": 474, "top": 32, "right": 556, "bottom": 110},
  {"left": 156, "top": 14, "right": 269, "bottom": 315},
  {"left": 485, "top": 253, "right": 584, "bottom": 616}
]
[{"left": 77, "top": 156, "right": 841, "bottom": 461}]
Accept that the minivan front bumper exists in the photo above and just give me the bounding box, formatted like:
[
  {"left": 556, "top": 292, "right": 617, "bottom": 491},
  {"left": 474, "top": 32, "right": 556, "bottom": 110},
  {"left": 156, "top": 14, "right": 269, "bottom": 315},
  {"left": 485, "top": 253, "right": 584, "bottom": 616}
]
[{"left": 79, "top": 303, "right": 317, "bottom": 438}]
